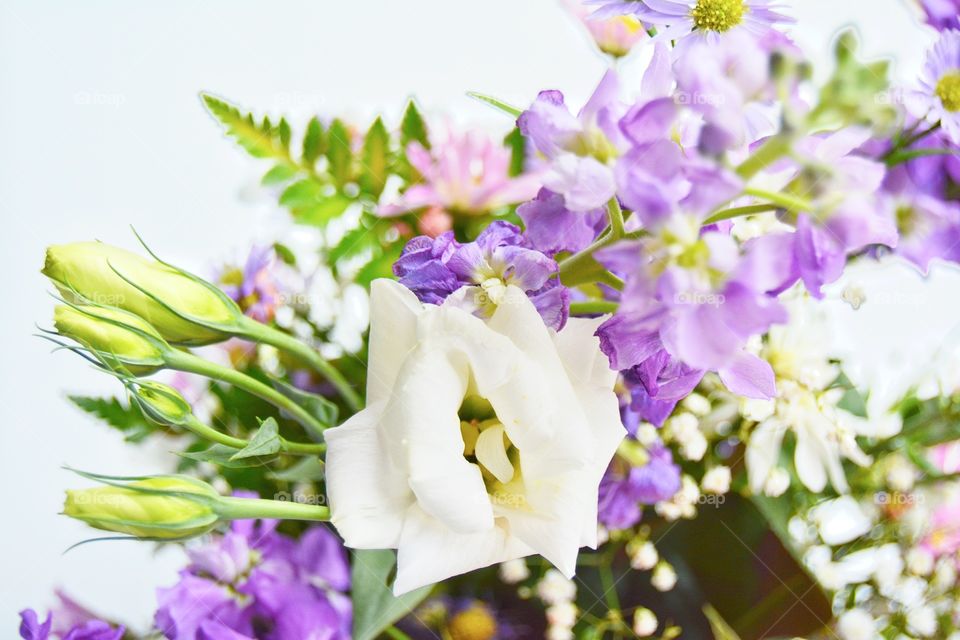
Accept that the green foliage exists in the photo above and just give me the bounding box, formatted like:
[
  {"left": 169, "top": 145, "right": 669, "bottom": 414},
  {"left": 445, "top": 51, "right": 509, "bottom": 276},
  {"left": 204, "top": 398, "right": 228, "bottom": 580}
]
[
  {"left": 400, "top": 100, "right": 430, "bottom": 149},
  {"left": 180, "top": 444, "right": 278, "bottom": 469},
  {"left": 230, "top": 417, "right": 282, "bottom": 460},
  {"left": 268, "top": 456, "right": 325, "bottom": 482},
  {"left": 467, "top": 91, "right": 522, "bottom": 118},
  {"left": 69, "top": 395, "right": 156, "bottom": 443},
  {"left": 350, "top": 549, "right": 432, "bottom": 640},
  {"left": 202, "top": 94, "right": 295, "bottom": 163},
  {"left": 359, "top": 117, "right": 390, "bottom": 197},
  {"left": 504, "top": 127, "right": 526, "bottom": 177},
  {"left": 325, "top": 118, "right": 354, "bottom": 189},
  {"left": 270, "top": 376, "right": 339, "bottom": 430},
  {"left": 809, "top": 31, "right": 897, "bottom": 131}
]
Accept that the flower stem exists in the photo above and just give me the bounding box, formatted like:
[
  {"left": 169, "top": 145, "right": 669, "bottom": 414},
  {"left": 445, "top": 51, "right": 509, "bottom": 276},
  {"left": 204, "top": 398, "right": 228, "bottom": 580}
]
[
  {"left": 704, "top": 203, "right": 780, "bottom": 225},
  {"left": 214, "top": 496, "right": 329, "bottom": 521},
  {"left": 570, "top": 300, "right": 620, "bottom": 315},
  {"left": 182, "top": 415, "right": 325, "bottom": 455},
  {"left": 236, "top": 317, "right": 363, "bottom": 412},
  {"left": 743, "top": 187, "right": 813, "bottom": 214},
  {"left": 736, "top": 134, "right": 793, "bottom": 180},
  {"left": 164, "top": 350, "right": 328, "bottom": 437},
  {"left": 558, "top": 198, "right": 628, "bottom": 287}
]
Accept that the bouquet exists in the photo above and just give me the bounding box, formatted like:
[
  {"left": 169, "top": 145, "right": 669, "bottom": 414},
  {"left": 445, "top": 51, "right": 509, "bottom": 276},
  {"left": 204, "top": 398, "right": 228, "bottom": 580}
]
[{"left": 19, "top": 1, "right": 960, "bottom": 638}]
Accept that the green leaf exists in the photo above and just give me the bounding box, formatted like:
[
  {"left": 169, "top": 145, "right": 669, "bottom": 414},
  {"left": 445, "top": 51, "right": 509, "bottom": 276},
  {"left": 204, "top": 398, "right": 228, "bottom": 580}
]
[
  {"left": 328, "top": 222, "right": 379, "bottom": 267},
  {"left": 202, "top": 93, "right": 293, "bottom": 162},
  {"left": 268, "top": 456, "right": 325, "bottom": 482},
  {"left": 270, "top": 376, "right": 338, "bottom": 430},
  {"left": 467, "top": 91, "right": 522, "bottom": 118},
  {"left": 351, "top": 549, "right": 432, "bottom": 640},
  {"left": 68, "top": 395, "right": 156, "bottom": 443},
  {"left": 279, "top": 178, "right": 324, "bottom": 208},
  {"left": 262, "top": 164, "right": 299, "bottom": 185},
  {"left": 273, "top": 242, "right": 297, "bottom": 266},
  {"left": 504, "top": 127, "right": 526, "bottom": 177},
  {"left": 302, "top": 116, "right": 325, "bottom": 166},
  {"left": 355, "top": 244, "right": 402, "bottom": 287},
  {"left": 326, "top": 118, "right": 353, "bottom": 189},
  {"left": 359, "top": 117, "right": 390, "bottom": 197},
  {"left": 180, "top": 444, "right": 278, "bottom": 469},
  {"left": 294, "top": 194, "right": 353, "bottom": 228},
  {"left": 400, "top": 100, "right": 430, "bottom": 149},
  {"left": 230, "top": 417, "right": 282, "bottom": 460}
]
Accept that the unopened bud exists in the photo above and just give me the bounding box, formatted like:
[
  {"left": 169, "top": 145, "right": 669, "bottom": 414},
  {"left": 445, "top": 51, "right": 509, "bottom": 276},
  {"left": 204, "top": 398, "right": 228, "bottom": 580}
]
[{"left": 54, "top": 305, "right": 166, "bottom": 375}]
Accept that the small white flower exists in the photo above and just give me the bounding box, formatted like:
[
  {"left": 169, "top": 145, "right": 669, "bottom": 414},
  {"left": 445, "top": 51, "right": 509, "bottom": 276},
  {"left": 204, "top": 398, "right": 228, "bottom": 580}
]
[
  {"left": 907, "top": 604, "right": 938, "bottom": 637},
  {"left": 741, "top": 397, "right": 775, "bottom": 422},
  {"left": 906, "top": 547, "right": 935, "bottom": 577},
  {"left": 837, "top": 608, "right": 877, "bottom": 640},
  {"left": 633, "top": 607, "right": 658, "bottom": 637},
  {"left": 809, "top": 496, "right": 872, "bottom": 546},
  {"left": 873, "top": 544, "right": 906, "bottom": 596},
  {"left": 651, "top": 562, "right": 677, "bottom": 592},
  {"left": 325, "top": 280, "right": 624, "bottom": 595},
  {"left": 546, "top": 625, "right": 574, "bottom": 640},
  {"left": 682, "top": 393, "right": 712, "bottom": 416},
  {"left": 498, "top": 559, "right": 530, "bottom": 584},
  {"left": 668, "top": 413, "right": 707, "bottom": 461},
  {"left": 634, "top": 423, "right": 659, "bottom": 446},
  {"left": 763, "top": 468, "right": 791, "bottom": 497},
  {"left": 805, "top": 545, "right": 877, "bottom": 591},
  {"left": 629, "top": 541, "right": 659, "bottom": 571},
  {"left": 702, "top": 466, "right": 732, "bottom": 495},
  {"left": 546, "top": 601, "right": 578, "bottom": 628},
  {"left": 538, "top": 569, "right": 577, "bottom": 605},
  {"left": 887, "top": 455, "right": 918, "bottom": 492}
]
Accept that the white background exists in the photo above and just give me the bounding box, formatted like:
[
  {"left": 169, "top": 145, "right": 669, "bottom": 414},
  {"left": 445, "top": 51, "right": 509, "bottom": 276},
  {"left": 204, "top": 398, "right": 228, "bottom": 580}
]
[{"left": 0, "top": 0, "right": 957, "bottom": 631}]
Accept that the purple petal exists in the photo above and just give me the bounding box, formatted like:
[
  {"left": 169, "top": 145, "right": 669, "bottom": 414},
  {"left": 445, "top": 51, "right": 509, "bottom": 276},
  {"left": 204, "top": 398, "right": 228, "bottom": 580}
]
[{"left": 717, "top": 352, "right": 777, "bottom": 399}]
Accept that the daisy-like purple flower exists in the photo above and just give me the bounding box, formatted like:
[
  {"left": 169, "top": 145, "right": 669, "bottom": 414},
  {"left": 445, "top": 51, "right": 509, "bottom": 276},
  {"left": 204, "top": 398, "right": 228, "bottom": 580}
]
[
  {"left": 393, "top": 221, "right": 570, "bottom": 329},
  {"left": 219, "top": 245, "right": 282, "bottom": 323},
  {"left": 919, "top": 0, "right": 960, "bottom": 31},
  {"left": 585, "top": 0, "right": 793, "bottom": 44},
  {"left": 379, "top": 128, "right": 541, "bottom": 217},
  {"left": 912, "top": 29, "right": 960, "bottom": 144}
]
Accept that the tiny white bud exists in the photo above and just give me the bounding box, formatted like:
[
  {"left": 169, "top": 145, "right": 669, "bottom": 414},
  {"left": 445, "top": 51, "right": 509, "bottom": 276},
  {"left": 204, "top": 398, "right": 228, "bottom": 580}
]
[
  {"left": 537, "top": 569, "right": 576, "bottom": 605},
  {"left": 635, "top": 423, "right": 659, "bottom": 446},
  {"left": 763, "top": 468, "right": 791, "bottom": 497},
  {"left": 546, "top": 602, "right": 578, "bottom": 628},
  {"left": 630, "top": 541, "right": 659, "bottom": 571},
  {"left": 702, "top": 466, "right": 732, "bottom": 495},
  {"left": 682, "top": 393, "right": 711, "bottom": 416},
  {"left": 633, "top": 607, "right": 658, "bottom": 637},
  {"left": 837, "top": 608, "right": 876, "bottom": 640},
  {"left": 906, "top": 547, "right": 935, "bottom": 576},
  {"left": 907, "top": 604, "right": 937, "bottom": 637},
  {"left": 651, "top": 562, "right": 677, "bottom": 592},
  {"left": 546, "top": 625, "right": 574, "bottom": 640},
  {"left": 499, "top": 559, "right": 530, "bottom": 584}
]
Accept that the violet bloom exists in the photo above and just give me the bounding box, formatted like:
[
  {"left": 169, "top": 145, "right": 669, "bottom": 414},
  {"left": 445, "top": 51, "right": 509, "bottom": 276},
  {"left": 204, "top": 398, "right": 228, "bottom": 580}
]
[
  {"left": 19, "top": 610, "right": 123, "bottom": 640},
  {"left": 598, "top": 444, "right": 682, "bottom": 530},
  {"left": 393, "top": 221, "right": 570, "bottom": 329},
  {"left": 155, "top": 516, "right": 351, "bottom": 640},
  {"left": 379, "top": 128, "right": 541, "bottom": 217},
  {"left": 516, "top": 188, "right": 606, "bottom": 255},
  {"left": 910, "top": 29, "right": 960, "bottom": 145},
  {"left": 585, "top": 0, "right": 793, "bottom": 44},
  {"left": 219, "top": 245, "right": 282, "bottom": 323},
  {"left": 919, "top": 0, "right": 960, "bottom": 31},
  {"left": 624, "top": 349, "right": 706, "bottom": 426},
  {"left": 879, "top": 189, "right": 960, "bottom": 273},
  {"left": 518, "top": 70, "right": 628, "bottom": 211}
]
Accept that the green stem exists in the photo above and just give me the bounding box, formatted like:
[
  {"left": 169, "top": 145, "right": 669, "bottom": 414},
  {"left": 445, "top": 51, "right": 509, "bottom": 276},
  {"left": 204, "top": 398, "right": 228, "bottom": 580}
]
[
  {"left": 215, "top": 496, "right": 329, "bottom": 521},
  {"left": 570, "top": 300, "right": 620, "bottom": 315},
  {"left": 885, "top": 122, "right": 941, "bottom": 158},
  {"left": 736, "top": 134, "right": 793, "bottom": 180},
  {"left": 599, "top": 562, "right": 622, "bottom": 615},
  {"left": 164, "top": 350, "right": 328, "bottom": 437},
  {"left": 558, "top": 198, "right": 628, "bottom": 287},
  {"left": 183, "top": 416, "right": 325, "bottom": 455},
  {"left": 237, "top": 317, "right": 363, "bottom": 412},
  {"left": 886, "top": 147, "right": 956, "bottom": 166},
  {"left": 384, "top": 627, "right": 413, "bottom": 640},
  {"left": 743, "top": 187, "right": 813, "bottom": 214},
  {"left": 704, "top": 203, "right": 780, "bottom": 225}
]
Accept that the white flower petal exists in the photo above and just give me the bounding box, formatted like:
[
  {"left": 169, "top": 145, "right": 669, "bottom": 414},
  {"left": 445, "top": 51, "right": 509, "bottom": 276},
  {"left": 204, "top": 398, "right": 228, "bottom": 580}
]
[
  {"left": 475, "top": 424, "right": 515, "bottom": 484},
  {"left": 553, "top": 315, "right": 618, "bottom": 389},
  {"left": 365, "top": 279, "right": 424, "bottom": 405},
  {"left": 745, "top": 419, "right": 786, "bottom": 494}
]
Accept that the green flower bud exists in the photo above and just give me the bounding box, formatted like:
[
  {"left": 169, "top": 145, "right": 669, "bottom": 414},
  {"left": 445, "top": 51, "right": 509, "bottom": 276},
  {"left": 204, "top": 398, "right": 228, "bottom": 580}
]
[
  {"left": 54, "top": 305, "right": 166, "bottom": 375},
  {"left": 130, "top": 381, "right": 193, "bottom": 427},
  {"left": 44, "top": 242, "right": 238, "bottom": 345},
  {"left": 63, "top": 476, "right": 220, "bottom": 540}
]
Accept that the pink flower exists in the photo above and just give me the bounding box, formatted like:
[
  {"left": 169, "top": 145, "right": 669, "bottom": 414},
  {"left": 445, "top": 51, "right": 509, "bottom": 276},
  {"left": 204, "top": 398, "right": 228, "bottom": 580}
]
[
  {"left": 380, "top": 129, "right": 541, "bottom": 217},
  {"left": 931, "top": 441, "right": 960, "bottom": 474},
  {"left": 923, "top": 500, "right": 960, "bottom": 557},
  {"left": 564, "top": 0, "right": 648, "bottom": 58}
]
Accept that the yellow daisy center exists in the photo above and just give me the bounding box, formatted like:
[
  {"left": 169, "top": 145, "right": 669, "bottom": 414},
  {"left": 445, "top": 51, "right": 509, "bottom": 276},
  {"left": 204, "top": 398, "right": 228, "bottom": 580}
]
[
  {"left": 690, "top": 0, "right": 747, "bottom": 33},
  {"left": 448, "top": 603, "right": 498, "bottom": 640},
  {"left": 936, "top": 72, "right": 960, "bottom": 112}
]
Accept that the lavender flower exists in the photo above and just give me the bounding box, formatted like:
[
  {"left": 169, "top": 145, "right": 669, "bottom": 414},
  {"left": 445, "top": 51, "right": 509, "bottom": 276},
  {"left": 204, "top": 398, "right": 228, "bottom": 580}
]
[
  {"left": 880, "top": 189, "right": 960, "bottom": 273},
  {"left": 393, "top": 221, "right": 570, "bottom": 329},
  {"left": 919, "top": 0, "right": 960, "bottom": 31},
  {"left": 155, "top": 516, "right": 351, "bottom": 640},
  {"left": 516, "top": 188, "right": 606, "bottom": 255},
  {"left": 379, "top": 128, "right": 541, "bottom": 217},
  {"left": 219, "top": 245, "right": 282, "bottom": 323},
  {"left": 18, "top": 609, "right": 123, "bottom": 640},
  {"left": 911, "top": 29, "right": 960, "bottom": 144},
  {"left": 598, "top": 444, "right": 682, "bottom": 530},
  {"left": 585, "top": 0, "right": 793, "bottom": 45}
]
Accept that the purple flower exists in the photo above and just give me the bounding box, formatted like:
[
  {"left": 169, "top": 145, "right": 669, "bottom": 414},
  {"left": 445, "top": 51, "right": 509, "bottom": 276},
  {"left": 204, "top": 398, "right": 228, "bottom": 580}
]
[
  {"left": 880, "top": 190, "right": 960, "bottom": 273},
  {"left": 624, "top": 349, "right": 706, "bottom": 427},
  {"left": 518, "top": 71, "right": 627, "bottom": 211},
  {"left": 219, "top": 246, "right": 282, "bottom": 323},
  {"left": 516, "top": 188, "right": 606, "bottom": 255},
  {"left": 585, "top": 0, "right": 793, "bottom": 45},
  {"left": 155, "top": 517, "right": 351, "bottom": 640},
  {"left": 19, "top": 610, "right": 123, "bottom": 640},
  {"left": 379, "top": 128, "right": 541, "bottom": 217},
  {"left": 598, "top": 444, "right": 682, "bottom": 529},
  {"left": 910, "top": 29, "right": 960, "bottom": 145},
  {"left": 919, "top": 0, "right": 960, "bottom": 31},
  {"left": 393, "top": 221, "right": 570, "bottom": 329}
]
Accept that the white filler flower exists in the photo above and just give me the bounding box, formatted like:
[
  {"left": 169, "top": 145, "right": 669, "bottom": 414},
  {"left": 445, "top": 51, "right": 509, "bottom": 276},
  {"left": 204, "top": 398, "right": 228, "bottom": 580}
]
[{"left": 324, "top": 279, "right": 624, "bottom": 594}]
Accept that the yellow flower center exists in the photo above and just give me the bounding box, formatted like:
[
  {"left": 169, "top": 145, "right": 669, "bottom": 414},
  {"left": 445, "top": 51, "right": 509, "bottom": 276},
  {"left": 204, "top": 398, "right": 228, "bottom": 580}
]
[
  {"left": 936, "top": 72, "right": 960, "bottom": 112},
  {"left": 690, "top": 0, "right": 747, "bottom": 33},
  {"left": 448, "top": 603, "right": 498, "bottom": 640}
]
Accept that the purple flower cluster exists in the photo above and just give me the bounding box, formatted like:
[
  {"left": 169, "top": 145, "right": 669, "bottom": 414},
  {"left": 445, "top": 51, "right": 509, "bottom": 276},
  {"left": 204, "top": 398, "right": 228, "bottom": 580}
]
[
  {"left": 19, "top": 609, "right": 123, "bottom": 640},
  {"left": 219, "top": 245, "right": 283, "bottom": 323},
  {"left": 919, "top": 0, "right": 960, "bottom": 31},
  {"left": 155, "top": 516, "right": 350, "bottom": 640},
  {"left": 393, "top": 220, "right": 570, "bottom": 330},
  {"left": 598, "top": 444, "right": 682, "bottom": 529}
]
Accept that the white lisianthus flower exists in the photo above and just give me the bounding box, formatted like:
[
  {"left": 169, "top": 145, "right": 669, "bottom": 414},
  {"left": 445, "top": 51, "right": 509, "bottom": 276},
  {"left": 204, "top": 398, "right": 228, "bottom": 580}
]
[{"left": 324, "top": 280, "right": 624, "bottom": 595}]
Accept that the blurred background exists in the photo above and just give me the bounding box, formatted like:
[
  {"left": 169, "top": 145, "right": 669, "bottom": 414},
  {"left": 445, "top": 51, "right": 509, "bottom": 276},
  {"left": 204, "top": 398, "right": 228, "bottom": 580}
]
[{"left": 0, "top": 0, "right": 956, "bottom": 630}]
